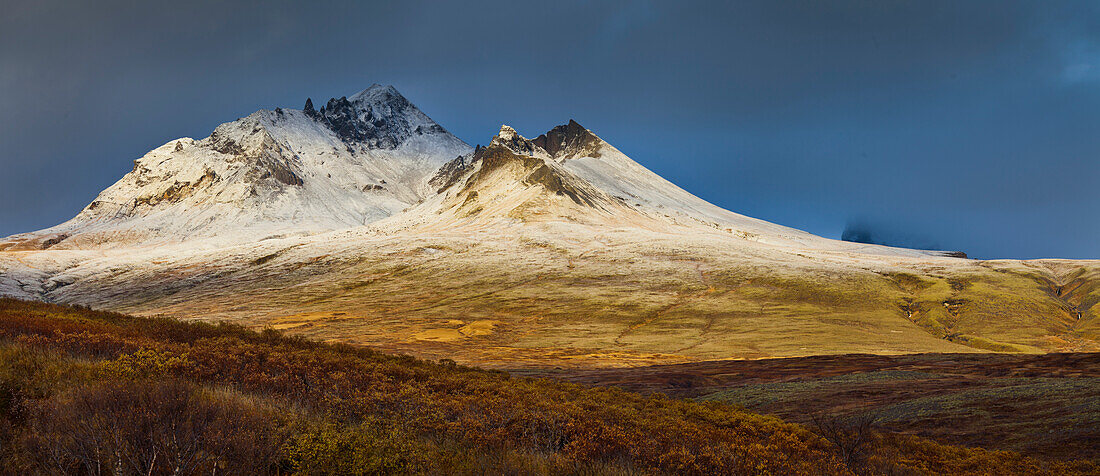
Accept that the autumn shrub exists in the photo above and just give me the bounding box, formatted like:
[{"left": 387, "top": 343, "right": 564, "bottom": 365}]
[
  {"left": 284, "top": 420, "right": 423, "bottom": 475},
  {"left": 95, "top": 347, "right": 192, "bottom": 380},
  {"left": 0, "top": 298, "right": 1095, "bottom": 475},
  {"left": 20, "top": 379, "right": 287, "bottom": 476}
]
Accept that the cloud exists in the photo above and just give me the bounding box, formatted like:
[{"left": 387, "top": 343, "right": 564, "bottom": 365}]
[{"left": 841, "top": 219, "right": 943, "bottom": 252}]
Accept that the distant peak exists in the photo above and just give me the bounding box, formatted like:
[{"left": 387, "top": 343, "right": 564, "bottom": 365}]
[
  {"left": 496, "top": 124, "right": 520, "bottom": 141},
  {"left": 349, "top": 84, "right": 402, "bottom": 103},
  {"left": 305, "top": 83, "right": 457, "bottom": 149}
]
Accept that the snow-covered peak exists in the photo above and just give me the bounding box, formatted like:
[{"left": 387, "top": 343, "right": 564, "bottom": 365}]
[
  {"left": 308, "top": 85, "right": 457, "bottom": 150},
  {"left": 348, "top": 83, "right": 400, "bottom": 102},
  {"left": 495, "top": 124, "right": 519, "bottom": 140},
  {"left": 2, "top": 87, "right": 472, "bottom": 249}
]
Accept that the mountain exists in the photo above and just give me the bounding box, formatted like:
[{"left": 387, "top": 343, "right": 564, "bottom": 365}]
[
  {"left": 527, "top": 119, "right": 827, "bottom": 245},
  {"left": 0, "top": 87, "right": 1097, "bottom": 368},
  {"left": 0, "top": 84, "right": 470, "bottom": 250},
  {"left": 381, "top": 124, "right": 650, "bottom": 232},
  {"left": 387, "top": 121, "right": 948, "bottom": 257}
]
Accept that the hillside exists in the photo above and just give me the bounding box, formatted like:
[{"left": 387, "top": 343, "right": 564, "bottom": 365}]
[
  {"left": 534, "top": 352, "right": 1100, "bottom": 462},
  {"left": 0, "top": 299, "right": 1094, "bottom": 475}
]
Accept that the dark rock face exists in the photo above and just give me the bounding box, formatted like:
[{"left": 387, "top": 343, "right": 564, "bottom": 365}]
[
  {"left": 532, "top": 119, "right": 603, "bottom": 160},
  {"left": 265, "top": 162, "right": 304, "bottom": 186},
  {"left": 308, "top": 87, "right": 442, "bottom": 149},
  {"left": 303, "top": 98, "right": 316, "bottom": 118},
  {"left": 209, "top": 125, "right": 304, "bottom": 188},
  {"left": 209, "top": 129, "right": 245, "bottom": 156},
  {"left": 495, "top": 130, "right": 542, "bottom": 157},
  {"left": 40, "top": 234, "right": 70, "bottom": 250},
  {"left": 523, "top": 162, "right": 598, "bottom": 207},
  {"left": 243, "top": 139, "right": 303, "bottom": 187}
]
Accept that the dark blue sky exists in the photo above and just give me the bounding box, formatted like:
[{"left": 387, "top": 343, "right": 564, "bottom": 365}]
[{"left": 2, "top": 1, "right": 1098, "bottom": 259}]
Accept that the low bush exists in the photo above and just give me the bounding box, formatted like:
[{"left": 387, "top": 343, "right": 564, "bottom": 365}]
[{"left": 0, "top": 298, "right": 1093, "bottom": 475}]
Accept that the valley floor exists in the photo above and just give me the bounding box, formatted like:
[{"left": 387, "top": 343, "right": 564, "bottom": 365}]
[{"left": 529, "top": 352, "right": 1100, "bottom": 462}]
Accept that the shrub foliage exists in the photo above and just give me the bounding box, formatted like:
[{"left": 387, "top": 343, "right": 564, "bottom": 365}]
[{"left": 0, "top": 298, "right": 1094, "bottom": 475}]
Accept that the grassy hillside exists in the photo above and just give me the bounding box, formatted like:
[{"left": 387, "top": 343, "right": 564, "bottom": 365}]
[
  {"left": 541, "top": 353, "right": 1100, "bottom": 461},
  {"left": 6, "top": 223, "right": 1100, "bottom": 370},
  {"left": 0, "top": 299, "right": 1095, "bottom": 475}
]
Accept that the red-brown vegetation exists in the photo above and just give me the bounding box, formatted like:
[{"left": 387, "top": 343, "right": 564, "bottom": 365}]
[{"left": 0, "top": 298, "right": 1094, "bottom": 475}]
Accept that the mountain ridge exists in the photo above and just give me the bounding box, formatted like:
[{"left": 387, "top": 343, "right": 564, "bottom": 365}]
[{"left": 0, "top": 86, "right": 952, "bottom": 258}]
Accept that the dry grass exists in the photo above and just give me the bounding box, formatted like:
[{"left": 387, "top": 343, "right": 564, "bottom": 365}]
[{"left": 7, "top": 229, "right": 1099, "bottom": 368}]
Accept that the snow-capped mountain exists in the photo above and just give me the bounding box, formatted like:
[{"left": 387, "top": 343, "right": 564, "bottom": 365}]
[
  {"left": 536, "top": 120, "right": 823, "bottom": 244},
  {"left": 9, "top": 85, "right": 1085, "bottom": 369},
  {"left": 386, "top": 124, "right": 644, "bottom": 231},
  {"left": 1, "top": 84, "right": 470, "bottom": 250},
  {"left": 388, "top": 120, "right": 938, "bottom": 256}
]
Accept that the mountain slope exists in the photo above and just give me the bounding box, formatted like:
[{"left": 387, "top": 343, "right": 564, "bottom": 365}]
[
  {"left": 381, "top": 125, "right": 665, "bottom": 233},
  {"left": 1, "top": 85, "right": 471, "bottom": 250},
  {"left": 395, "top": 120, "right": 952, "bottom": 258},
  {"left": 538, "top": 120, "right": 822, "bottom": 245}
]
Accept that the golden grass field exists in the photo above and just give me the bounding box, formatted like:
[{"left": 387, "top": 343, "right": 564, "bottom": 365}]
[{"left": 19, "top": 224, "right": 1089, "bottom": 369}]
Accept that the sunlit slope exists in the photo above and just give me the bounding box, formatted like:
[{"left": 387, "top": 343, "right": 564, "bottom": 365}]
[{"left": 7, "top": 225, "right": 1092, "bottom": 368}]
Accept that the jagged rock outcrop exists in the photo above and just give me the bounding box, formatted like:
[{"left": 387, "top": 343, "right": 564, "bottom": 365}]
[
  {"left": 303, "top": 98, "right": 316, "bottom": 118},
  {"left": 471, "top": 130, "right": 610, "bottom": 209},
  {"left": 309, "top": 85, "right": 452, "bottom": 149},
  {"left": 532, "top": 119, "right": 604, "bottom": 160}
]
